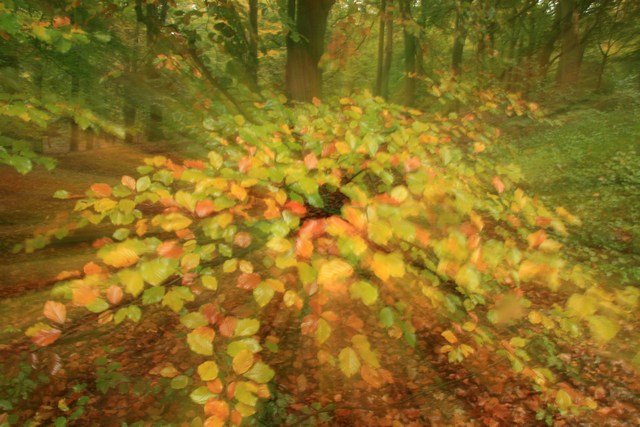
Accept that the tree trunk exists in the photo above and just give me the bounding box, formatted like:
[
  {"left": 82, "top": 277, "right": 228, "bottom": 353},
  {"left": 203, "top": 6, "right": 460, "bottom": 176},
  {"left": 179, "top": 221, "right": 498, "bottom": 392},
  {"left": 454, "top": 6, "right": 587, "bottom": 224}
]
[
  {"left": 400, "top": 0, "right": 417, "bottom": 106},
  {"left": 451, "top": 0, "right": 470, "bottom": 75},
  {"left": 374, "top": 0, "right": 387, "bottom": 97},
  {"left": 124, "top": 18, "right": 139, "bottom": 144},
  {"left": 69, "top": 70, "right": 80, "bottom": 151},
  {"left": 285, "top": 0, "right": 335, "bottom": 102},
  {"left": 556, "top": 0, "right": 582, "bottom": 87},
  {"left": 248, "top": 0, "right": 259, "bottom": 87},
  {"left": 381, "top": 1, "right": 394, "bottom": 99}
]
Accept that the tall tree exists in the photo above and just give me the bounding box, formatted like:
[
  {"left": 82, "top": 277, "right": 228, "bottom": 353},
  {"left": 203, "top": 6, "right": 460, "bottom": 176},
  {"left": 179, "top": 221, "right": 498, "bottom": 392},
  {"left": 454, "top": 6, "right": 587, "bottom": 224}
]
[
  {"left": 400, "top": 0, "right": 418, "bottom": 105},
  {"left": 285, "top": 0, "right": 335, "bottom": 102}
]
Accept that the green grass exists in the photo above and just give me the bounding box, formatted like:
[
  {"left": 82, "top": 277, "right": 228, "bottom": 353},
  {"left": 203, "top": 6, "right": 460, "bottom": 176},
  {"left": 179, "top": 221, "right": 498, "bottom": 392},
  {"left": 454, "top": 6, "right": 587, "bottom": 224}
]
[{"left": 507, "top": 102, "right": 640, "bottom": 286}]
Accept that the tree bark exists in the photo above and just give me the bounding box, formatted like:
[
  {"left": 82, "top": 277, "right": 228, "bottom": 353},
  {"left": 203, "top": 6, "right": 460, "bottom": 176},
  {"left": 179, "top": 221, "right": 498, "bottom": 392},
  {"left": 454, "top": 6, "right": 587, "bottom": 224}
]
[
  {"left": 400, "top": 0, "right": 417, "bottom": 106},
  {"left": 381, "top": 0, "right": 394, "bottom": 99},
  {"left": 556, "top": 0, "right": 582, "bottom": 86},
  {"left": 374, "top": 0, "right": 387, "bottom": 97},
  {"left": 451, "top": 0, "right": 470, "bottom": 75},
  {"left": 285, "top": 0, "right": 335, "bottom": 102},
  {"left": 248, "top": 0, "right": 259, "bottom": 87}
]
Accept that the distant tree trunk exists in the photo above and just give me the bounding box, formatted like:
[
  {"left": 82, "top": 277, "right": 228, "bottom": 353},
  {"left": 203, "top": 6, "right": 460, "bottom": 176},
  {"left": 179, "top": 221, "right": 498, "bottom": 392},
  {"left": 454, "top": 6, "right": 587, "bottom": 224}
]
[
  {"left": 285, "top": 0, "right": 335, "bottom": 102},
  {"left": 248, "top": 0, "right": 259, "bottom": 87},
  {"left": 556, "top": 0, "right": 582, "bottom": 86},
  {"left": 124, "top": 18, "right": 139, "bottom": 144},
  {"left": 381, "top": 0, "right": 394, "bottom": 99},
  {"left": 374, "top": 0, "right": 387, "bottom": 97},
  {"left": 451, "top": 0, "right": 471, "bottom": 75},
  {"left": 69, "top": 69, "right": 80, "bottom": 151},
  {"left": 400, "top": 0, "right": 417, "bottom": 106}
]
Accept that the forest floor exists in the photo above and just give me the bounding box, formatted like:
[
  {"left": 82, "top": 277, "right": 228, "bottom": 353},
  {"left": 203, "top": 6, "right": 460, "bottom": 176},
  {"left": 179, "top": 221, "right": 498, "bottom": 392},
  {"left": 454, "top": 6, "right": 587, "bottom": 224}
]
[{"left": 1, "top": 101, "right": 639, "bottom": 426}]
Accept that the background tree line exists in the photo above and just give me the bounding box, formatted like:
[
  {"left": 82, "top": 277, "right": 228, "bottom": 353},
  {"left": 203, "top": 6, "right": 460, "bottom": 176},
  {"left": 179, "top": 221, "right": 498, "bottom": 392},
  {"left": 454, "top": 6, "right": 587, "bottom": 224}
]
[{"left": 0, "top": 0, "right": 638, "bottom": 162}]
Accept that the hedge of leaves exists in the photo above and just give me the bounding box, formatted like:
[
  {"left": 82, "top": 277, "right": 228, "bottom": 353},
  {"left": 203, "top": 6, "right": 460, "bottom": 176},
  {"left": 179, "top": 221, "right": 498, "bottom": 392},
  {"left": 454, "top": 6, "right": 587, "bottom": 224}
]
[{"left": 24, "top": 93, "right": 638, "bottom": 425}]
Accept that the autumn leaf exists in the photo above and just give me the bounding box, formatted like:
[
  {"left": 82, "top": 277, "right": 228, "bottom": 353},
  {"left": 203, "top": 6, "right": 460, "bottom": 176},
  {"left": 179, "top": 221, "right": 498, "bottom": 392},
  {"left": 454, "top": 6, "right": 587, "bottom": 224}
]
[
  {"left": 317, "top": 259, "right": 353, "bottom": 286},
  {"left": 237, "top": 273, "right": 261, "bottom": 290},
  {"left": 90, "top": 183, "right": 112, "bottom": 198},
  {"left": 204, "top": 399, "right": 229, "bottom": 421},
  {"left": 31, "top": 327, "right": 61, "bottom": 347},
  {"left": 233, "top": 232, "right": 252, "bottom": 248},
  {"left": 196, "top": 200, "right": 216, "bottom": 218},
  {"left": 492, "top": 176, "right": 505, "bottom": 193},
  {"left": 338, "top": 347, "right": 361, "bottom": 378},
  {"left": 304, "top": 152, "right": 318, "bottom": 170},
  {"left": 43, "top": 301, "right": 66, "bottom": 324},
  {"left": 106, "top": 285, "right": 123, "bottom": 305},
  {"left": 232, "top": 349, "right": 254, "bottom": 374},
  {"left": 198, "top": 361, "right": 219, "bottom": 381}
]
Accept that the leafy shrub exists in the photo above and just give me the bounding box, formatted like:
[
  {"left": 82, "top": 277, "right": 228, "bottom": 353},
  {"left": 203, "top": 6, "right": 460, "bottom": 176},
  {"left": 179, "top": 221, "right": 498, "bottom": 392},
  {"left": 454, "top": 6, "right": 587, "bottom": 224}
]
[{"left": 22, "top": 93, "right": 637, "bottom": 425}]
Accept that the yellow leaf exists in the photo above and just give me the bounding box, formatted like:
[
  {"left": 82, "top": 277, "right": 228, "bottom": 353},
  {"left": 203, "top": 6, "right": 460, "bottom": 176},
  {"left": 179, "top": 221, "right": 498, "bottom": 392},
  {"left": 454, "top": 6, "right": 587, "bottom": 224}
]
[
  {"left": 316, "top": 318, "right": 331, "bottom": 345},
  {"left": 197, "top": 361, "right": 219, "bottom": 381},
  {"left": 317, "top": 259, "right": 353, "bottom": 286},
  {"left": 587, "top": 315, "right": 620, "bottom": 343},
  {"left": 371, "top": 252, "right": 405, "bottom": 281},
  {"left": 230, "top": 184, "right": 248, "bottom": 201},
  {"left": 566, "top": 294, "right": 598, "bottom": 319},
  {"left": 158, "top": 213, "right": 192, "bottom": 232},
  {"left": 351, "top": 335, "right": 379, "bottom": 368},
  {"left": 338, "top": 347, "right": 360, "bottom": 378},
  {"left": 441, "top": 330, "right": 458, "bottom": 344},
  {"left": 266, "top": 236, "right": 292, "bottom": 253},
  {"left": 232, "top": 349, "right": 254, "bottom": 375}
]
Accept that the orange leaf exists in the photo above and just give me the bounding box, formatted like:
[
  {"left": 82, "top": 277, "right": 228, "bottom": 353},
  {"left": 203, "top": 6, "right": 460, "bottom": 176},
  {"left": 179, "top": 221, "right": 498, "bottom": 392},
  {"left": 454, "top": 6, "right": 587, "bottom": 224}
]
[
  {"left": 345, "top": 314, "right": 364, "bottom": 331},
  {"left": 204, "top": 416, "right": 225, "bottom": 427},
  {"left": 219, "top": 316, "right": 238, "bottom": 338},
  {"left": 304, "top": 153, "right": 318, "bottom": 170},
  {"left": 184, "top": 159, "right": 206, "bottom": 170},
  {"left": 320, "top": 311, "right": 339, "bottom": 322},
  {"left": 92, "top": 237, "right": 113, "bottom": 249},
  {"left": 90, "top": 183, "right": 112, "bottom": 198},
  {"left": 195, "top": 200, "right": 216, "bottom": 218},
  {"left": 233, "top": 232, "right": 252, "bottom": 248},
  {"left": 43, "top": 301, "right": 66, "bottom": 324},
  {"left": 53, "top": 16, "right": 71, "bottom": 28},
  {"left": 295, "top": 238, "right": 313, "bottom": 259},
  {"left": 284, "top": 201, "right": 307, "bottom": 216},
  {"left": 157, "top": 240, "right": 183, "bottom": 259},
  {"left": 527, "top": 229, "right": 547, "bottom": 249},
  {"left": 263, "top": 199, "right": 280, "bottom": 220},
  {"left": 175, "top": 228, "right": 195, "bottom": 239},
  {"left": 32, "top": 327, "right": 61, "bottom": 347},
  {"left": 207, "top": 378, "right": 224, "bottom": 394},
  {"left": 238, "top": 156, "right": 252, "bottom": 173},
  {"left": 202, "top": 304, "right": 223, "bottom": 325},
  {"left": 404, "top": 157, "right": 421, "bottom": 173},
  {"left": 361, "top": 365, "right": 383, "bottom": 388},
  {"left": 55, "top": 270, "right": 81, "bottom": 281},
  {"left": 204, "top": 399, "right": 230, "bottom": 421},
  {"left": 230, "top": 410, "right": 243, "bottom": 426},
  {"left": 83, "top": 262, "right": 102, "bottom": 276},
  {"left": 106, "top": 285, "right": 123, "bottom": 305},
  {"left": 492, "top": 176, "right": 505, "bottom": 194},
  {"left": 237, "top": 273, "right": 261, "bottom": 290},
  {"left": 72, "top": 286, "right": 99, "bottom": 306},
  {"left": 299, "top": 219, "right": 326, "bottom": 239}
]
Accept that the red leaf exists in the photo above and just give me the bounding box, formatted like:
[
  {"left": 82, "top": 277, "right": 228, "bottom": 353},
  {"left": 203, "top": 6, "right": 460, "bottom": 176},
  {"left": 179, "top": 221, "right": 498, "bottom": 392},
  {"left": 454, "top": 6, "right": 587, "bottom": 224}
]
[
  {"left": 43, "top": 301, "right": 66, "bottom": 324},
  {"left": 53, "top": 16, "right": 71, "bottom": 28},
  {"left": 404, "top": 157, "right": 421, "bottom": 173},
  {"left": 90, "top": 183, "right": 112, "bottom": 198},
  {"left": 32, "top": 328, "right": 61, "bottom": 347},
  {"left": 202, "top": 304, "right": 223, "bottom": 325}
]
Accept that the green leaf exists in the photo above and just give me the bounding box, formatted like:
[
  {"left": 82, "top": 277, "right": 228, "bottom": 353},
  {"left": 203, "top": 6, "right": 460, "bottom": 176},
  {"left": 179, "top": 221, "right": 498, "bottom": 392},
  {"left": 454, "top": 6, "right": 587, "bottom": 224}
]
[
  {"left": 86, "top": 298, "right": 109, "bottom": 313},
  {"left": 170, "top": 375, "right": 190, "bottom": 390},
  {"left": 180, "top": 312, "right": 208, "bottom": 329},
  {"left": 187, "top": 330, "right": 213, "bottom": 356},
  {"left": 53, "top": 190, "right": 70, "bottom": 199},
  {"left": 163, "top": 286, "right": 194, "bottom": 312},
  {"left": 253, "top": 282, "right": 274, "bottom": 307},
  {"left": 234, "top": 318, "right": 260, "bottom": 337},
  {"left": 349, "top": 281, "right": 378, "bottom": 306},
  {"left": 190, "top": 386, "right": 215, "bottom": 405},
  {"left": 243, "top": 361, "right": 275, "bottom": 384},
  {"left": 587, "top": 315, "right": 620, "bottom": 343},
  {"left": 235, "top": 382, "right": 258, "bottom": 406},
  {"left": 316, "top": 318, "right": 331, "bottom": 345},
  {"left": 142, "top": 286, "right": 165, "bottom": 305},
  {"left": 140, "top": 258, "right": 177, "bottom": 286},
  {"left": 136, "top": 176, "right": 151, "bottom": 192},
  {"left": 379, "top": 307, "right": 394, "bottom": 328},
  {"left": 338, "top": 347, "right": 360, "bottom": 378}
]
